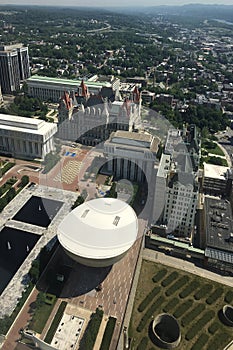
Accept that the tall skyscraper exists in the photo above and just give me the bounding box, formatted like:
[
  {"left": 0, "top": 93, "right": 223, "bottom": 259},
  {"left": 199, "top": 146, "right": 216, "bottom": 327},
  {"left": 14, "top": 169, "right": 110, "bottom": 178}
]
[{"left": 0, "top": 44, "right": 30, "bottom": 94}]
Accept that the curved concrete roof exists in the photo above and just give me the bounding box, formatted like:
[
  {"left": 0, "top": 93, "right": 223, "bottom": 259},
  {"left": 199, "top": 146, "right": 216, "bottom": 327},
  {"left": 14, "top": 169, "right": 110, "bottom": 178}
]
[{"left": 57, "top": 198, "right": 138, "bottom": 261}]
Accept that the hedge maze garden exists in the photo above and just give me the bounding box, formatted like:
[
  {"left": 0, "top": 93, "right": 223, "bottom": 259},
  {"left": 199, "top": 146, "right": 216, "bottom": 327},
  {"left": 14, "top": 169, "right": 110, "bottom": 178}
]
[{"left": 129, "top": 260, "right": 233, "bottom": 350}]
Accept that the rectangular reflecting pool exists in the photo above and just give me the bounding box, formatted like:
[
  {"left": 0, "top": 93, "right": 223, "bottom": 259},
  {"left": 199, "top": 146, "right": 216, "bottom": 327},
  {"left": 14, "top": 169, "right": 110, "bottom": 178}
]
[
  {"left": 0, "top": 227, "right": 40, "bottom": 294},
  {"left": 13, "top": 196, "right": 63, "bottom": 228}
]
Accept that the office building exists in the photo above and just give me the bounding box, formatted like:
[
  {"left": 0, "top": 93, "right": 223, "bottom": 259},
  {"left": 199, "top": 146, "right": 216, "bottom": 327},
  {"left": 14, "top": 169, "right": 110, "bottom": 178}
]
[
  {"left": 0, "top": 44, "right": 30, "bottom": 93},
  {"left": 152, "top": 125, "right": 200, "bottom": 238},
  {"left": 204, "top": 196, "right": 233, "bottom": 270},
  {"left": 203, "top": 162, "right": 233, "bottom": 196},
  {"left": 27, "top": 75, "right": 120, "bottom": 103}
]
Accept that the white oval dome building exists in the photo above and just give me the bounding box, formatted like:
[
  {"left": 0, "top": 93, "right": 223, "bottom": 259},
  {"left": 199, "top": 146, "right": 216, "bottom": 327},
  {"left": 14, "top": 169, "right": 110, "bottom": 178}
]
[{"left": 57, "top": 198, "right": 138, "bottom": 267}]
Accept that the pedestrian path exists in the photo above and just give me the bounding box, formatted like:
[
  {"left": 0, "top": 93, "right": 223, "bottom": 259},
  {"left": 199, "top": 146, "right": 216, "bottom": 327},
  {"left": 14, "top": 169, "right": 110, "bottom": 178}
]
[{"left": 54, "top": 161, "right": 82, "bottom": 184}]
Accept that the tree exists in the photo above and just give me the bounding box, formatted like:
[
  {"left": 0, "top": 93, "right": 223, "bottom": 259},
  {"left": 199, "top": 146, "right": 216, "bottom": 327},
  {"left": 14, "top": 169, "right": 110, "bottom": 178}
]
[
  {"left": 36, "top": 292, "right": 46, "bottom": 308},
  {"left": 0, "top": 197, "right": 7, "bottom": 212},
  {"left": 20, "top": 175, "right": 29, "bottom": 187},
  {"left": 6, "top": 187, "right": 16, "bottom": 202},
  {"left": 29, "top": 260, "right": 40, "bottom": 283},
  {"left": 71, "top": 196, "right": 85, "bottom": 209}
]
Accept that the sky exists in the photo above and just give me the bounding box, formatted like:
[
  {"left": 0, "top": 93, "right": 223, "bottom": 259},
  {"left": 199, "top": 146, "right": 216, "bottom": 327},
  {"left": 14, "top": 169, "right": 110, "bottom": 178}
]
[{"left": 0, "top": 0, "right": 233, "bottom": 7}]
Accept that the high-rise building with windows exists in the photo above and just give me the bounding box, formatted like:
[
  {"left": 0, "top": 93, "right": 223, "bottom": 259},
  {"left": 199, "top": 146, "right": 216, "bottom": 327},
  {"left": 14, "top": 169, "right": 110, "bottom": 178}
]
[
  {"left": 0, "top": 44, "right": 30, "bottom": 94},
  {"left": 152, "top": 125, "right": 200, "bottom": 238}
]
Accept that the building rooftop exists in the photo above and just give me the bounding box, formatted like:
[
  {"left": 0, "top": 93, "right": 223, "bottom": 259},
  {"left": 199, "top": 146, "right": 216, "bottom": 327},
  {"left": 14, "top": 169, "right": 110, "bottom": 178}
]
[
  {"left": 157, "top": 153, "right": 171, "bottom": 178},
  {"left": 109, "top": 130, "right": 159, "bottom": 153},
  {"left": 203, "top": 162, "right": 229, "bottom": 180},
  {"left": 205, "top": 196, "right": 233, "bottom": 254},
  {"left": 112, "top": 130, "right": 153, "bottom": 143},
  {"left": 57, "top": 198, "right": 138, "bottom": 260},
  {"left": 27, "top": 75, "right": 111, "bottom": 88},
  {"left": 0, "top": 113, "right": 56, "bottom": 135}
]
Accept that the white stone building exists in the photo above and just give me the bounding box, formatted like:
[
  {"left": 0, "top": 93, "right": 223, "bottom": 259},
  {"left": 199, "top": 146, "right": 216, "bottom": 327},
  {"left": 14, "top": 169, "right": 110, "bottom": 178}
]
[
  {"left": 0, "top": 114, "right": 57, "bottom": 160},
  {"left": 152, "top": 125, "right": 200, "bottom": 238},
  {"left": 104, "top": 130, "right": 159, "bottom": 182}
]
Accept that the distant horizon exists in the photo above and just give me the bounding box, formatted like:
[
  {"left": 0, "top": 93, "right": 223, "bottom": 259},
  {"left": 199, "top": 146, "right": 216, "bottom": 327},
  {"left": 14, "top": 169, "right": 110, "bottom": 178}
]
[{"left": 1, "top": 1, "right": 233, "bottom": 8}]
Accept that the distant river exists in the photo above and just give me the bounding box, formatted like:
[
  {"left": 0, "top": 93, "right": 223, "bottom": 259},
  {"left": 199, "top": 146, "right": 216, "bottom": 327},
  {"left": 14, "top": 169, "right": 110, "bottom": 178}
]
[{"left": 215, "top": 19, "right": 233, "bottom": 26}]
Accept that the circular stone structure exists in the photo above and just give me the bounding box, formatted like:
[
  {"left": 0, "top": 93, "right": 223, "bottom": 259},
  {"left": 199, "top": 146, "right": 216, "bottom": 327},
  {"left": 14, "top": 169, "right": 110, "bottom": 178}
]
[
  {"left": 222, "top": 305, "right": 233, "bottom": 327},
  {"left": 57, "top": 198, "right": 138, "bottom": 267},
  {"left": 151, "top": 314, "right": 181, "bottom": 349}
]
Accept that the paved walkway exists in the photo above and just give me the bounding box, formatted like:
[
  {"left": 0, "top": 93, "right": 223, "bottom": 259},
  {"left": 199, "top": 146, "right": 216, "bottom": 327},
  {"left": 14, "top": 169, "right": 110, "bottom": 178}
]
[
  {"left": 217, "top": 142, "right": 232, "bottom": 166},
  {"left": 1, "top": 288, "right": 39, "bottom": 350}
]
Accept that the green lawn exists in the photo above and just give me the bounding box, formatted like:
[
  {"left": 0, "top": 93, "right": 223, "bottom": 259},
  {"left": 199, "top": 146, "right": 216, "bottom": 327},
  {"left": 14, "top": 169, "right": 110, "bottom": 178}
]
[
  {"left": 129, "top": 260, "right": 233, "bottom": 350},
  {"left": 202, "top": 140, "right": 225, "bottom": 156},
  {"left": 29, "top": 295, "right": 57, "bottom": 333}
]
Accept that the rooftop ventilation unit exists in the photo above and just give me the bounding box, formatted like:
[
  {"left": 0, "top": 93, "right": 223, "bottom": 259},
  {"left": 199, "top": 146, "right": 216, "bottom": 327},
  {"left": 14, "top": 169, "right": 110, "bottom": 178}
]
[{"left": 113, "top": 216, "right": 120, "bottom": 226}]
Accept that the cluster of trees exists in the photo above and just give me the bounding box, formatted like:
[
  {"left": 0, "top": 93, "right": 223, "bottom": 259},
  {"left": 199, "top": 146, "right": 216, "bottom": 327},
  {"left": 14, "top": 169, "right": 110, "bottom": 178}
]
[
  {"left": 173, "top": 299, "right": 193, "bottom": 318},
  {"left": 181, "top": 304, "right": 205, "bottom": 327},
  {"left": 136, "top": 295, "right": 165, "bottom": 332},
  {"left": 179, "top": 280, "right": 200, "bottom": 299},
  {"left": 163, "top": 297, "right": 179, "bottom": 313},
  {"left": 194, "top": 284, "right": 213, "bottom": 300},
  {"left": 28, "top": 246, "right": 54, "bottom": 283},
  {"left": 137, "top": 286, "right": 161, "bottom": 313},
  {"left": 150, "top": 100, "right": 229, "bottom": 133},
  {"left": 0, "top": 187, "right": 16, "bottom": 212},
  {"left": 165, "top": 275, "right": 189, "bottom": 297},
  {"left": 0, "top": 95, "right": 48, "bottom": 119},
  {"left": 161, "top": 271, "right": 179, "bottom": 287},
  {"left": 185, "top": 310, "right": 215, "bottom": 341}
]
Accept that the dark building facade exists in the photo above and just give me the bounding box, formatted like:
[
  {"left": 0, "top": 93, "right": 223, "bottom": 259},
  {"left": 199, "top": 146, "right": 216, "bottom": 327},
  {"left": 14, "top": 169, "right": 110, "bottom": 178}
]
[{"left": 0, "top": 44, "right": 30, "bottom": 93}]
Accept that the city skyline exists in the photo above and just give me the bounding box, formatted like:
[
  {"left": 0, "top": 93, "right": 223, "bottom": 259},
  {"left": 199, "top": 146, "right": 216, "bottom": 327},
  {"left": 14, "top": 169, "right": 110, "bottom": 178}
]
[{"left": 1, "top": 0, "right": 233, "bottom": 7}]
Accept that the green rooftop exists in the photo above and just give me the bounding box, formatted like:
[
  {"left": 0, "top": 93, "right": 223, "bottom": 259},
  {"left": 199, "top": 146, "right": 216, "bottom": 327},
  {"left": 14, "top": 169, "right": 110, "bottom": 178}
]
[{"left": 27, "top": 75, "right": 111, "bottom": 88}]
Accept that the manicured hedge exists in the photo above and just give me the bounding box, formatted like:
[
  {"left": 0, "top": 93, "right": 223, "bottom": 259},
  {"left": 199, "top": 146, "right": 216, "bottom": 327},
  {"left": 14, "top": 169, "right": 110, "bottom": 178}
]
[
  {"left": 152, "top": 268, "right": 167, "bottom": 283},
  {"left": 137, "top": 337, "right": 148, "bottom": 350},
  {"left": 179, "top": 280, "right": 200, "bottom": 299},
  {"left": 163, "top": 297, "right": 179, "bottom": 313},
  {"left": 206, "top": 287, "right": 223, "bottom": 305},
  {"left": 191, "top": 334, "right": 209, "bottom": 350},
  {"left": 165, "top": 275, "right": 189, "bottom": 297},
  {"left": 181, "top": 304, "right": 206, "bottom": 327},
  {"left": 173, "top": 299, "right": 193, "bottom": 318},
  {"left": 1, "top": 162, "right": 14, "bottom": 175},
  {"left": 161, "top": 271, "right": 178, "bottom": 287},
  {"left": 99, "top": 317, "right": 116, "bottom": 350},
  {"left": 194, "top": 283, "right": 213, "bottom": 300},
  {"left": 206, "top": 333, "right": 231, "bottom": 350},
  {"left": 79, "top": 308, "right": 104, "bottom": 350},
  {"left": 208, "top": 322, "right": 219, "bottom": 335},
  {"left": 138, "top": 286, "right": 161, "bottom": 312},
  {"left": 136, "top": 296, "right": 165, "bottom": 333},
  {"left": 44, "top": 301, "right": 67, "bottom": 343},
  {"left": 225, "top": 290, "right": 233, "bottom": 304},
  {"left": 185, "top": 310, "right": 215, "bottom": 340}
]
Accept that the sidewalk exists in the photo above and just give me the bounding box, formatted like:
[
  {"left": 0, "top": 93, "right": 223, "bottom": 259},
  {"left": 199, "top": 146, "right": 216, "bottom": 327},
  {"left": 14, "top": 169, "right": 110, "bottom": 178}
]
[{"left": 2, "top": 288, "right": 39, "bottom": 350}]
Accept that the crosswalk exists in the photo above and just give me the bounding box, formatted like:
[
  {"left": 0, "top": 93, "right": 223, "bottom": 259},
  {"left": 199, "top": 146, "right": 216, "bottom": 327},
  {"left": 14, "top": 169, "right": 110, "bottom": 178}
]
[{"left": 54, "top": 160, "right": 82, "bottom": 184}]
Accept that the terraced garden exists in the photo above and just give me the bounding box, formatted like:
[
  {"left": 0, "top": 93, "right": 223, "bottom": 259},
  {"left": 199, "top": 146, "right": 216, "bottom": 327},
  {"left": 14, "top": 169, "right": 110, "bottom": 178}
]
[{"left": 129, "top": 260, "right": 233, "bottom": 350}]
